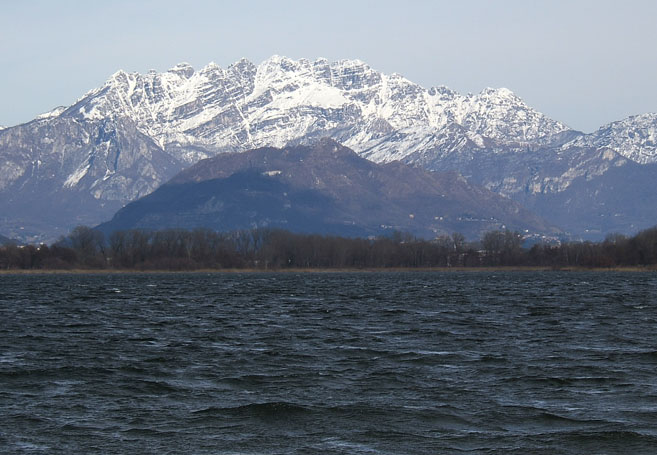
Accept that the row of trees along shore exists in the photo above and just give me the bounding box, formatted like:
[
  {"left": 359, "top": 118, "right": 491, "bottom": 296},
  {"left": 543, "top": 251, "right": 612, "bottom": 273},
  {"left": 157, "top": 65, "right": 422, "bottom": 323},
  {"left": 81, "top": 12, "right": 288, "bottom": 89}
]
[{"left": 2, "top": 226, "right": 657, "bottom": 270}]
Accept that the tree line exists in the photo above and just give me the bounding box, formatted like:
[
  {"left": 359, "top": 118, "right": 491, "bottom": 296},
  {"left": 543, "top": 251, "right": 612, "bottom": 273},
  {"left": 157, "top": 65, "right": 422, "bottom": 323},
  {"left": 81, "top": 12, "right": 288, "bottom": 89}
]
[{"left": 2, "top": 226, "right": 657, "bottom": 270}]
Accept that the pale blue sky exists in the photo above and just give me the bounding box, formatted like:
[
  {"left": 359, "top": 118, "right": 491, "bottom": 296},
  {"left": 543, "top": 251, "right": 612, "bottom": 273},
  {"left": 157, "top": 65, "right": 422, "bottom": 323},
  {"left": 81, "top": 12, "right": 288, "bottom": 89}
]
[{"left": 1, "top": 0, "right": 656, "bottom": 132}]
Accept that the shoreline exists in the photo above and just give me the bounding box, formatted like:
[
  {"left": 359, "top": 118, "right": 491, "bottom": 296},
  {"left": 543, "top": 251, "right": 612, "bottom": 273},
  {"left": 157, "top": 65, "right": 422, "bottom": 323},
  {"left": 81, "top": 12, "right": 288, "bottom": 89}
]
[{"left": 1, "top": 266, "right": 656, "bottom": 275}]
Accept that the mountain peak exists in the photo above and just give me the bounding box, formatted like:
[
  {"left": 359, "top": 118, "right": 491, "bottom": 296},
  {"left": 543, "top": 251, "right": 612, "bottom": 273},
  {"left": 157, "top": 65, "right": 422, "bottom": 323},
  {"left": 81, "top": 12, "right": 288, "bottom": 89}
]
[
  {"left": 168, "top": 62, "right": 194, "bottom": 78},
  {"left": 334, "top": 57, "right": 368, "bottom": 67},
  {"left": 479, "top": 87, "right": 516, "bottom": 99},
  {"left": 200, "top": 61, "right": 222, "bottom": 74},
  {"left": 109, "top": 69, "right": 129, "bottom": 82},
  {"left": 229, "top": 57, "right": 255, "bottom": 70},
  {"left": 261, "top": 54, "right": 297, "bottom": 69}
]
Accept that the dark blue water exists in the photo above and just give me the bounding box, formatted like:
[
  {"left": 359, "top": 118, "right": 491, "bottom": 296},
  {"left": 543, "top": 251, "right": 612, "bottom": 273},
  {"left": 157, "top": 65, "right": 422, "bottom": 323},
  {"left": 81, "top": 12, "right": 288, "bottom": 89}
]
[{"left": 1, "top": 271, "right": 656, "bottom": 454}]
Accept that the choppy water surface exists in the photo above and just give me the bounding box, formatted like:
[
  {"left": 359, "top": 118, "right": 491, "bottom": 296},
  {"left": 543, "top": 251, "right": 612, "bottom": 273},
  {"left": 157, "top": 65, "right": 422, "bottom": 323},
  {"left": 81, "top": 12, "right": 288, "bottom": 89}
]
[{"left": 1, "top": 271, "right": 657, "bottom": 454}]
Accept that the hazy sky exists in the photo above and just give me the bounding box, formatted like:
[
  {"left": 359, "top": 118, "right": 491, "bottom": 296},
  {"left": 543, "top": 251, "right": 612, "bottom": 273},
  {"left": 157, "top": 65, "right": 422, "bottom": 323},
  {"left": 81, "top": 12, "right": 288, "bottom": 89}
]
[{"left": 1, "top": 0, "right": 656, "bottom": 132}]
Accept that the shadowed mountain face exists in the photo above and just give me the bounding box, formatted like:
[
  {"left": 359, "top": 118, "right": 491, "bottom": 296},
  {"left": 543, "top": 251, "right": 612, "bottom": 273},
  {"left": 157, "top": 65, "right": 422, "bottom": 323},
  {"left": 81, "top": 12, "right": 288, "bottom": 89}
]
[
  {"left": 0, "top": 234, "right": 18, "bottom": 245},
  {"left": 525, "top": 160, "right": 657, "bottom": 238},
  {"left": 413, "top": 142, "right": 657, "bottom": 239},
  {"left": 98, "top": 140, "right": 558, "bottom": 240}
]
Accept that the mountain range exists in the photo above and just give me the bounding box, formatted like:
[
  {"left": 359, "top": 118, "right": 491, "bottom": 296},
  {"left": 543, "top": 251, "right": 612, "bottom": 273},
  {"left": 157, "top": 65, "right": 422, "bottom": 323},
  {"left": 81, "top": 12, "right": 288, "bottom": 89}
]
[{"left": 1, "top": 56, "right": 656, "bottom": 242}]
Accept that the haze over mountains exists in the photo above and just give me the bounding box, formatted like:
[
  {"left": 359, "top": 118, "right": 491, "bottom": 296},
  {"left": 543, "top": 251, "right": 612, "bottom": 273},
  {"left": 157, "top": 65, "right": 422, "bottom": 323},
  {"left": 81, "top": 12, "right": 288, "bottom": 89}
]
[{"left": 1, "top": 56, "right": 656, "bottom": 242}]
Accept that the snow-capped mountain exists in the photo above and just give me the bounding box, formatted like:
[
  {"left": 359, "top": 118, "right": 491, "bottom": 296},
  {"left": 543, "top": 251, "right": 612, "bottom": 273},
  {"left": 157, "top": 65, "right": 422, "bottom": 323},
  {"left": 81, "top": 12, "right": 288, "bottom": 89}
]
[
  {"left": 0, "top": 55, "right": 655, "bottom": 241},
  {"left": 561, "top": 113, "right": 657, "bottom": 164},
  {"left": 67, "top": 55, "right": 570, "bottom": 159}
]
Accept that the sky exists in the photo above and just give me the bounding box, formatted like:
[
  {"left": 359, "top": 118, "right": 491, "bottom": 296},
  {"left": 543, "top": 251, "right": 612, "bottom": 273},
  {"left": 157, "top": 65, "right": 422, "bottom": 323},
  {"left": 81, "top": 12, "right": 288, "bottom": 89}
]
[{"left": 1, "top": 0, "right": 656, "bottom": 133}]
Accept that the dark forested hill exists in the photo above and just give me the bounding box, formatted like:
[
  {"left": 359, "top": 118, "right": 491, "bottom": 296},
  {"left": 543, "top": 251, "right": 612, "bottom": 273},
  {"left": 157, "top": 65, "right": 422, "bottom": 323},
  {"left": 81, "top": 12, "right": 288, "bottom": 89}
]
[{"left": 97, "top": 139, "right": 558, "bottom": 239}]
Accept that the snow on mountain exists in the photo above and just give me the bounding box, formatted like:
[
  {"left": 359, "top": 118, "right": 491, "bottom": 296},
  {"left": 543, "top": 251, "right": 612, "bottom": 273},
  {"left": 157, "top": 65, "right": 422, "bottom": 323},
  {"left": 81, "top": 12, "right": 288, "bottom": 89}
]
[
  {"left": 36, "top": 106, "right": 68, "bottom": 120},
  {"left": 562, "top": 113, "right": 657, "bottom": 164},
  {"left": 62, "top": 55, "right": 570, "bottom": 164}
]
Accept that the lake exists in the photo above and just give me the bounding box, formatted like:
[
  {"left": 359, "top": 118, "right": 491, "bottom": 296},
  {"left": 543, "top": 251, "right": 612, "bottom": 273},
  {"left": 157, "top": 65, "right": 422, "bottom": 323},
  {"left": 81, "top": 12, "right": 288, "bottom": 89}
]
[{"left": 1, "top": 271, "right": 656, "bottom": 454}]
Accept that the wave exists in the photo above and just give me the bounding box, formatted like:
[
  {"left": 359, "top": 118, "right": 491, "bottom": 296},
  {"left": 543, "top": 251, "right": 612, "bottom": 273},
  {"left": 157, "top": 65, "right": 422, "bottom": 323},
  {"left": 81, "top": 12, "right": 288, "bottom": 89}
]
[
  {"left": 0, "top": 365, "right": 114, "bottom": 379},
  {"left": 558, "top": 429, "right": 657, "bottom": 446},
  {"left": 119, "top": 427, "right": 179, "bottom": 437},
  {"left": 192, "top": 401, "right": 311, "bottom": 420},
  {"left": 125, "top": 379, "right": 179, "bottom": 394},
  {"left": 534, "top": 411, "right": 608, "bottom": 426}
]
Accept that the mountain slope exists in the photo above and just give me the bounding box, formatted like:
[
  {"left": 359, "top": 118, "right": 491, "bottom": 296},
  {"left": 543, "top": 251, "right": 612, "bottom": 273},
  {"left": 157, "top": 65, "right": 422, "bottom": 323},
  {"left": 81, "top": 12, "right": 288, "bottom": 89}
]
[
  {"left": 407, "top": 130, "right": 657, "bottom": 238},
  {"left": 527, "top": 159, "right": 657, "bottom": 237},
  {"left": 0, "top": 116, "right": 182, "bottom": 241},
  {"left": 98, "top": 140, "right": 558, "bottom": 239},
  {"left": 561, "top": 113, "right": 657, "bottom": 164}
]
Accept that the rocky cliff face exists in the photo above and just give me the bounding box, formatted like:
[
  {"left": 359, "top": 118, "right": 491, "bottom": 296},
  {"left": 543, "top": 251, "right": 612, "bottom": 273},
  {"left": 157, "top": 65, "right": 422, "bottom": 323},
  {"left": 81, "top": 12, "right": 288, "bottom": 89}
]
[
  {"left": 0, "top": 115, "right": 180, "bottom": 240},
  {"left": 1, "top": 56, "right": 655, "bottom": 241}
]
